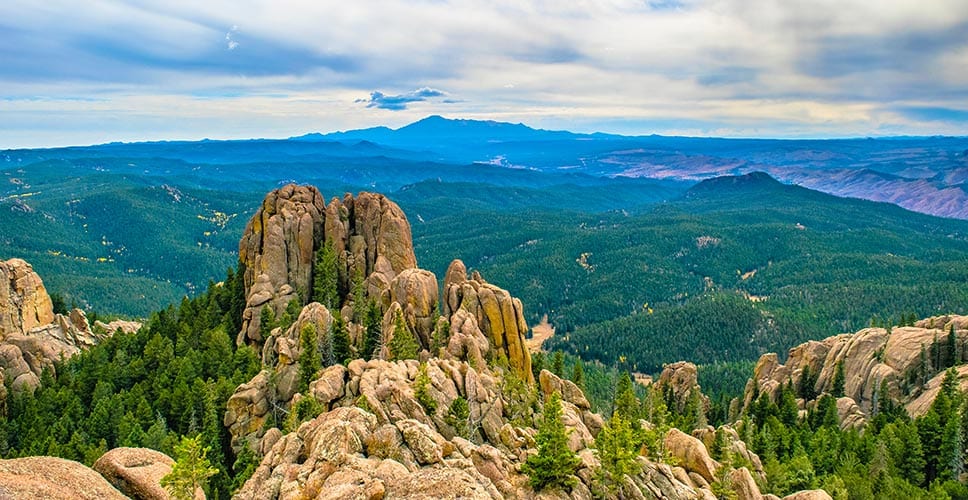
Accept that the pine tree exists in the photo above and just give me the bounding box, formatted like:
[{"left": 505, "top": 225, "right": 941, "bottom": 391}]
[
  {"left": 948, "top": 324, "right": 958, "bottom": 368},
  {"left": 430, "top": 316, "right": 450, "bottom": 355},
  {"left": 522, "top": 392, "right": 581, "bottom": 491},
  {"left": 614, "top": 372, "right": 639, "bottom": 420},
  {"left": 832, "top": 360, "right": 846, "bottom": 398},
  {"left": 161, "top": 434, "right": 218, "bottom": 500},
  {"left": 258, "top": 305, "right": 276, "bottom": 341},
  {"left": 298, "top": 323, "right": 320, "bottom": 394},
  {"left": 388, "top": 310, "right": 419, "bottom": 361},
  {"left": 313, "top": 240, "right": 339, "bottom": 310},
  {"left": 350, "top": 270, "right": 367, "bottom": 322},
  {"left": 594, "top": 413, "right": 639, "bottom": 495},
  {"left": 445, "top": 397, "right": 470, "bottom": 439},
  {"left": 363, "top": 300, "right": 382, "bottom": 359},
  {"left": 331, "top": 313, "right": 351, "bottom": 365},
  {"left": 551, "top": 351, "right": 564, "bottom": 377},
  {"left": 414, "top": 363, "right": 438, "bottom": 416},
  {"left": 571, "top": 359, "right": 585, "bottom": 391}
]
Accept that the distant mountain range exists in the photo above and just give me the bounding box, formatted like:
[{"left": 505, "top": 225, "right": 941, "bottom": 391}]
[{"left": 6, "top": 115, "right": 966, "bottom": 218}]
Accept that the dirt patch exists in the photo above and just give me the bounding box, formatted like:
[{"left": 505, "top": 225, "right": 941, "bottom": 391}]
[{"left": 527, "top": 314, "right": 555, "bottom": 352}]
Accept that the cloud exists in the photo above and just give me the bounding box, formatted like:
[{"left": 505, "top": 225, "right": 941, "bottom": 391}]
[
  {"left": 357, "top": 87, "right": 448, "bottom": 111},
  {"left": 2, "top": 0, "right": 968, "bottom": 145}
]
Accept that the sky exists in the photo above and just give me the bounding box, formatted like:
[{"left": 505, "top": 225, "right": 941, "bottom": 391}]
[{"left": 1, "top": 0, "right": 967, "bottom": 148}]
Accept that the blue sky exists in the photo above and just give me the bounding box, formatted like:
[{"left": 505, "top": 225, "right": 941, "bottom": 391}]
[{"left": 1, "top": 0, "right": 966, "bottom": 148}]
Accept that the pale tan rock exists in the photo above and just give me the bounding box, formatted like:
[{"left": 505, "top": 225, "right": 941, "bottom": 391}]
[
  {"left": 664, "top": 428, "right": 720, "bottom": 483},
  {"left": 731, "top": 466, "right": 763, "bottom": 500},
  {"left": 0, "top": 258, "right": 54, "bottom": 337},
  {"left": 744, "top": 315, "right": 968, "bottom": 424},
  {"left": 442, "top": 260, "right": 533, "bottom": 384},
  {"left": 93, "top": 447, "right": 198, "bottom": 500},
  {"left": 783, "top": 490, "right": 833, "bottom": 500},
  {"left": 389, "top": 268, "right": 439, "bottom": 348},
  {"left": 538, "top": 369, "right": 591, "bottom": 410},
  {"left": 0, "top": 456, "right": 128, "bottom": 500}
]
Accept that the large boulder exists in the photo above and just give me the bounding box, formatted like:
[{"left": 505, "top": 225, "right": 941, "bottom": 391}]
[
  {"left": 0, "top": 456, "right": 128, "bottom": 499},
  {"left": 388, "top": 268, "right": 439, "bottom": 348},
  {"left": 664, "top": 428, "right": 720, "bottom": 484},
  {"left": 93, "top": 447, "right": 196, "bottom": 500}
]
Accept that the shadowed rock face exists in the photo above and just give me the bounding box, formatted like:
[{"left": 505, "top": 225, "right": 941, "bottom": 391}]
[{"left": 237, "top": 186, "right": 417, "bottom": 346}]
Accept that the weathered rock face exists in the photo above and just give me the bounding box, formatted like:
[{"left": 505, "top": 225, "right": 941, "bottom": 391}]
[
  {"left": 237, "top": 186, "right": 417, "bottom": 346},
  {"left": 0, "top": 258, "right": 54, "bottom": 337},
  {"left": 657, "top": 361, "right": 710, "bottom": 416},
  {"left": 743, "top": 315, "right": 968, "bottom": 426},
  {"left": 388, "top": 268, "right": 439, "bottom": 347},
  {"left": 0, "top": 456, "right": 128, "bottom": 500},
  {"left": 0, "top": 260, "right": 130, "bottom": 402},
  {"left": 664, "top": 428, "right": 720, "bottom": 484},
  {"left": 442, "top": 259, "right": 533, "bottom": 384},
  {"left": 93, "top": 447, "right": 195, "bottom": 500}
]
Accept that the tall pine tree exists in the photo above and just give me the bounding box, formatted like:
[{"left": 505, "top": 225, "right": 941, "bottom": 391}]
[{"left": 522, "top": 392, "right": 580, "bottom": 491}]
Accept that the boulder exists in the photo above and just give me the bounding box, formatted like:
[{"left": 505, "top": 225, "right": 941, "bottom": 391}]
[
  {"left": 730, "top": 466, "right": 762, "bottom": 500},
  {"left": 664, "top": 428, "right": 720, "bottom": 483},
  {"left": 783, "top": 491, "right": 833, "bottom": 500},
  {"left": 0, "top": 456, "right": 128, "bottom": 499},
  {"left": 93, "top": 447, "right": 197, "bottom": 500},
  {"left": 388, "top": 268, "right": 439, "bottom": 348}
]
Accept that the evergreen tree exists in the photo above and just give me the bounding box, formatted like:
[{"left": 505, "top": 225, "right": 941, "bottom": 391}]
[
  {"left": 551, "top": 351, "right": 565, "bottom": 377},
  {"left": 613, "top": 372, "right": 639, "bottom": 420},
  {"left": 363, "top": 300, "right": 382, "bottom": 359},
  {"left": 414, "top": 363, "right": 438, "bottom": 416},
  {"left": 258, "top": 305, "right": 276, "bottom": 341},
  {"left": 331, "top": 313, "right": 351, "bottom": 365},
  {"left": 430, "top": 315, "right": 450, "bottom": 356},
  {"left": 388, "top": 310, "right": 419, "bottom": 361},
  {"left": 798, "top": 364, "right": 818, "bottom": 400},
  {"left": 832, "top": 360, "right": 846, "bottom": 398},
  {"left": 940, "top": 409, "right": 964, "bottom": 481},
  {"left": 298, "top": 323, "right": 320, "bottom": 394},
  {"left": 522, "top": 392, "right": 581, "bottom": 491},
  {"left": 161, "top": 434, "right": 219, "bottom": 500},
  {"left": 445, "top": 397, "right": 470, "bottom": 439},
  {"left": 571, "top": 359, "right": 585, "bottom": 391},
  {"left": 947, "top": 324, "right": 958, "bottom": 368},
  {"left": 531, "top": 351, "right": 546, "bottom": 382},
  {"left": 313, "top": 240, "right": 339, "bottom": 310},
  {"left": 350, "top": 270, "right": 366, "bottom": 322},
  {"left": 594, "top": 414, "right": 638, "bottom": 495}
]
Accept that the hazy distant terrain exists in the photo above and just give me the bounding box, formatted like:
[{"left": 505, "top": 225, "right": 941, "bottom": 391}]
[{"left": 3, "top": 117, "right": 968, "bottom": 375}]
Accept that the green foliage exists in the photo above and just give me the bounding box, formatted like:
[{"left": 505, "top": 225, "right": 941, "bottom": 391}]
[
  {"left": 594, "top": 413, "right": 640, "bottom": 496},
  {"left": 571, "top": 359, "right": 585, "bottom": 391},
  {"left": 331, "top": 313, "right": 351, "bottom": 365},
  {"left": 298, "top": 323, "right": 321, "bottom": 394},
  {"left": 259, "top": 305, "right": 276, "bottom": 341},
  {"left": 362, "top": 300, "right": 382, "bottom": 360},
  {"left": 387, "top": 310, "right": 419, "bottom": 361},
  {"left": 522, "top": 392, "right": 581, "bottom": 492},
  {"left": 284, "top": 397, "right": 324, "bottom": 433},
  {"left": 832, "top": 360, "right": 846, "bottom": 398},
  {"left": 431, "top": 316, "right": 450, "bottom": 355},
  {"left": 445, "top": 397, "right": 471, "bottom": 439},
  {"left": 613, "top": 372, "right": 639, "bottom": 420},
  {"left": 551, "top": 351, "right": 564, "bottom": 378},
  {"left": 229, "top": 444, "right": 259, "bottom": 494},
  {"left": 414, "top": 363, "right": 438, "bottom": 416},
  {"left": 313, "top": 239, "right": 339, "bottom": 310},
  {"left": 161, "top": 434, "right": 219, "bottom": 500}
]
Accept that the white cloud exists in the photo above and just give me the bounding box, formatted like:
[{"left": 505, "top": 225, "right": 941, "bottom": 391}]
[{"left": 1, "top": 0, "right": 966, "bottom": 146}]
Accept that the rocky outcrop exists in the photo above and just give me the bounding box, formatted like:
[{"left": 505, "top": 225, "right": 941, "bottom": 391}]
[
  {"left": 388, "top": 268, "right": 439, "bottom": 347},
  {"left": 237, "top": 186, "right": 417, "bottom": 346},
  {"left": 93, "top": 447, "right": 192, "bottom": 500},
  {"left": 442, "top": 260, "right": 533, "bottom": 384},
  {"left": 0, "top": 258, "right": 131, "bottom": 398},
  {"left": 236, "top": 356, "right": 718, "bottom": 500},
  {"left": 657, "top": 361, "right": 710, "bottom": 416},
  {"left": 742, "top": 315, "right": 968, "bottom": 426},
  {"left": 783, "top": 490, "right": 834, "bottom": 500},
  {"left": 0, "top": 258, "right": 54, "bottom": 336},
  {"left": 0, "top": 456, "right": 128, "bottom": 499}
]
